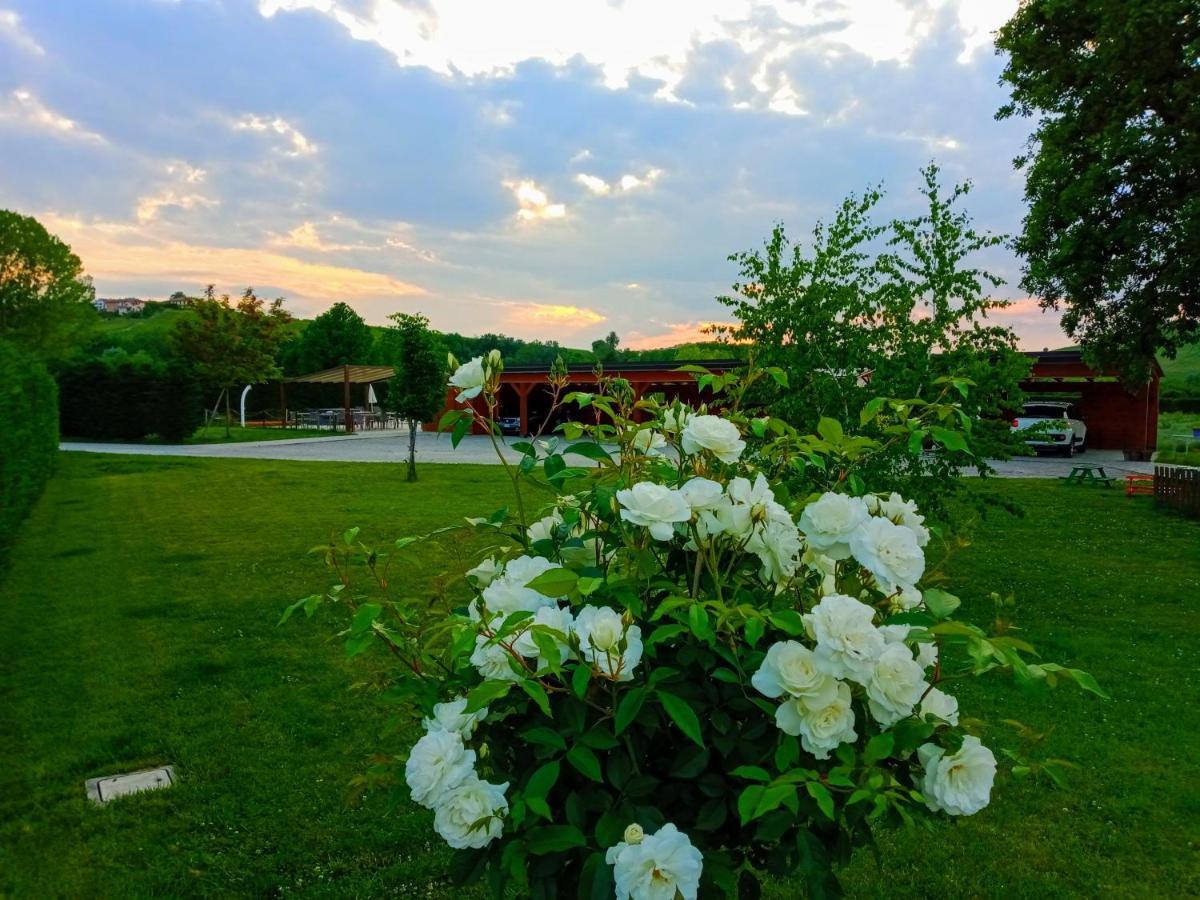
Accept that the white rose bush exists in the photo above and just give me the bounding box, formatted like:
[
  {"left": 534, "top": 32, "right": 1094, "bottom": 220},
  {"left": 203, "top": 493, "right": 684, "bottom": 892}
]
[{"left": 283, "top": 354, "right": 1105, "bottom": 898}]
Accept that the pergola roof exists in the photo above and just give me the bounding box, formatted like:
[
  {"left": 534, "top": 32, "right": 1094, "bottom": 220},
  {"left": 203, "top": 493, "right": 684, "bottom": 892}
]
[{"left": 286, "top": 365, "right": 394, "bottom": 384}]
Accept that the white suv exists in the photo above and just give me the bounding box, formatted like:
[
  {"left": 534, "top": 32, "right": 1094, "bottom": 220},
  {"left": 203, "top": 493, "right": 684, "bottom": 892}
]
[{"left": 1012, "top": 401, "right": 1088, "bottom": 457}]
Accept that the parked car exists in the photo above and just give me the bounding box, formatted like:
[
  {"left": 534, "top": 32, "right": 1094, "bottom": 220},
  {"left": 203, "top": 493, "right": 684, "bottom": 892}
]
[
  {"left": 498, "top": 416, "right": 522, "bottom": 436},
  {"left": 1011, "top": 401, "right": 1087, "bottom": 456}
]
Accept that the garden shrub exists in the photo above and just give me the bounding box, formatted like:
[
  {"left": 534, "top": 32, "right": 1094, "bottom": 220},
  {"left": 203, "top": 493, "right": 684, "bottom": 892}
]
[
  {"left": 0, "top": 339, "right": 58, "bottom": 555},
  {"left": 289, "top": 354, "right": 1105, "bottom": 898},
  {"left": 57, "top": 352, "right": 203, "bottom": 442}
]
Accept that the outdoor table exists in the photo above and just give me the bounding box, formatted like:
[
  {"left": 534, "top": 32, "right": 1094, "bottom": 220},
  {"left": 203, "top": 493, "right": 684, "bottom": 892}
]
[{"left": 1061, "top": 464, "right": 1115, "bottom": 487}]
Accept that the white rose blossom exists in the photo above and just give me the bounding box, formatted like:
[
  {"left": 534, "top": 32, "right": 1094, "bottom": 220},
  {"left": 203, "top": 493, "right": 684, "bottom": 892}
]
[
  {"left": 423, "top": 696, "right": 488, "bottom": 738},
  {"left": 918, "top": 736, "right": 996, "bottom": 816},
  {"left": 849, "top": 515, "right": 926, "bottom": 593},
  {"left": 511, "top": 603, "right": 576, "bottom": 667},
  {"left": 476, "top": 555, "right": 563, "bottom": 619},
  {"left": 469, "top": 632, "right": 522, "bottom": 682},
  {"left": 865, "top": 642, "right": 929, "bottom": 727},
  {"left": 606, "top": 823, "right": 703, "bottom": 900},
  {"left": 679, "top": 477, "right": 724, "bottom": 512},
  {"left": 433, "top": 776, "right": 509, "bottom": 849},
  {"left": 878, "top": 492, "right": 931, "bottom": 547},
  {"left": 746, "top": 517, "right": 804, "bottom": 583},
  {"left": 526, "top": 511, "right": 562, "bottom": 544},
  {"left": 404, "top": 730, "right": 476, "bottom": 809},
  {"left": 751, "top": 641, "right": 839, "bottom": 708},
  {"left": 574, "top": 605, "right": 643, "bottom": 681},
  {"left": 916, "top": 640, "right": 939, "bottom": 671},
  {"left": 617, "top": 482, "right": 691, "bottom": 541},
  {"left": 448, "top": 356, "right": 486, "bottom": 403},
  {"left": 919, "top": 687, "right": 959, "bottom": 724},
  {"left": 775, "top": 681, "right": 857, "bottom": 759},
  {"left": 803, "top": 593, "right": 885, "bottom": 683},
  {"left": 465, "top": 556, "right": 504, "bottom": 588},
  {"left": 680, "top": 414, "right": 746, "bottom": 463},
  {"left": 662, "top": 406, "right": 692, "bottom": 434},
  {"left": 631, "top": 428, "right": 668, "bottom": 456},
  {"left": 798, "top": 493, "right": 869, "bottom": 561}
]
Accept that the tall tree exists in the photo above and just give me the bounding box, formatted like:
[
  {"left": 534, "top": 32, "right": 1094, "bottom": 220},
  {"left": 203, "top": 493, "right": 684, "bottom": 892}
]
[
  {"left": 298, "top": 301, "right": 373, "bottom": 372},
  {"left": 172, "top": 286, "right": 291, "bottom": 435},
  {"left": 0, "top": 209, "right": 95, "bottom": 358},
  {"left": 386, "top": 313, "right": 446, "bottom": 482},
  {"left": 997, "top": 0, "right": 1200, "bottom": 382}
]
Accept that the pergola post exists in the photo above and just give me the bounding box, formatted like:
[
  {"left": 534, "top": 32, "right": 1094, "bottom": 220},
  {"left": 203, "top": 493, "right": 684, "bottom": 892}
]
[
  {"left": 343, "top": 364, "right": 355, "bottom": 433},
  {"left": 515, "top": 382, "right": 534, "bottom": 436},
  {"left": 278, "top": 381, "right": 287, "bottom": 428}
]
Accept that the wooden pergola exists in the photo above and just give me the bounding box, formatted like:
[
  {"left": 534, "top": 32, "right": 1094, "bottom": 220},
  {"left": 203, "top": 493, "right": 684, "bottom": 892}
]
[{"left": 284, "top": 364, "right": 394, "bottom": 433}]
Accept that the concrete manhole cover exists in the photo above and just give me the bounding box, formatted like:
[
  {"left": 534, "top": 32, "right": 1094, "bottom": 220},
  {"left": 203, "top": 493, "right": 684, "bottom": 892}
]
[{"left": 86, "top": 765, "right": 176, "bottom": 804}]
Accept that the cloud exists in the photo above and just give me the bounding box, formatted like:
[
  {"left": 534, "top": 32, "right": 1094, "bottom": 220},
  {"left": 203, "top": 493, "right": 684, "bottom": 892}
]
[
  {"left": 231, "top": 113, "right": 316, "bottom": 157},
  {"left": 576, "top": 173, "right": 610, "bottom": 195},
  {"left": 0, "top": 89, "right": 106, "bottom": 144},
  {"left": 499, "top": 300, "right": 605, "bottom": 332},
  {"left": 625, "top": 320, "right": 733, "bottom": 350},
  {"left": 135, "top": 161, "right": 218, "bottom": 222},
  {"left": 39, "top": 213, "right": 425, "bottom": 308},
  {"left": 0, "top": 8, "right": 44, "bottom": 55},
  {"left": 505, "top": 178, "right": 566, "bottom": 221}
]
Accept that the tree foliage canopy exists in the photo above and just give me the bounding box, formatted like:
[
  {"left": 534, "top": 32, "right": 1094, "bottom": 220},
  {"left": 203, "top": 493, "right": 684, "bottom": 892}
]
[
  {"left": 296, "top": 301, "right": 374, "bottom": 372},
  {"left": 997, "top": 0, "right": 1200, "bottom": 381},
  {"left": 172, "top": 286, "right": 291, "bottom": 393},
  {"left": 0, "top": 209, "right": 96, "bottom": 358}
]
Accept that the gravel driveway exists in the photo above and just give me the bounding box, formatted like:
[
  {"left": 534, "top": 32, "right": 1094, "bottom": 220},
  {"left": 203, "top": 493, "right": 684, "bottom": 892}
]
[{"left": 60, "top": 432, "right": 1157, "bottom": 478}]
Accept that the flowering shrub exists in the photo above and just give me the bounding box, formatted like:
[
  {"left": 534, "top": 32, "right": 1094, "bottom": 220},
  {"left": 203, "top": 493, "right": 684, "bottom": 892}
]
[{"left": 284, "top": 354, "right": 1104, "bottom": 898}]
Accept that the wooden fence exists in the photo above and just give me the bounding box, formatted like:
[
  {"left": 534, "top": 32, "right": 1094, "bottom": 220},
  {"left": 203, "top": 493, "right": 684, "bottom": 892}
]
[{"left": 1154, "top": 465, "right": 1200, "bottom": 519}]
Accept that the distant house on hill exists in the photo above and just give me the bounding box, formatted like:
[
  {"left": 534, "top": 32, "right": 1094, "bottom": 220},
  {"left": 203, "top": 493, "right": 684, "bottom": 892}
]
[
  {"left": 93, "top": 297, "right": 146, "bottom": 315},
  {"left": 167, "top": 291, "right": 196, "bottom": 307}
]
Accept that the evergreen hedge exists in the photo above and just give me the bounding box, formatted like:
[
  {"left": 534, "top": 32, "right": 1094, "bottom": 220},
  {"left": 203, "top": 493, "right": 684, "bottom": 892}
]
[
  {"left": 0, "top": 340, "right": 59, "bottom": 554},
  {"left": 57, "top": 354, "right": 203, "bottom": 442}
]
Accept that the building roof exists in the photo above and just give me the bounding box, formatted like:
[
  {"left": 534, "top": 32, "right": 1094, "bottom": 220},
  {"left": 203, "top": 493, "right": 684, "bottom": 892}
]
[
  {"left": 502, "top": 358, "right": 741, "bottom": 374},
  {"left": 286, "top": 365, "right": 395, "bottom": 384}
]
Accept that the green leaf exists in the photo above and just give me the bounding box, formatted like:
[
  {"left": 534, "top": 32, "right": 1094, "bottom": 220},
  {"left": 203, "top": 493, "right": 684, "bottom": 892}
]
[
  {"left": 571, "top": 662, "right": 592, "bottom": 699},
  {"left": 465, "top": 680, "right": 511, "bottom": 713},
  {"left": 657, "top": 691, "right": 704, "bottom": 748},
  {"left": 930, "top": 426, "right": 970, "bottom": 454},
  {"left": 565, "top": 442, "right": 613, "bottom": 463},
  {"left": 350, "top": 602, "right": 382, "bottom": 635},
  {"left": 525, "top": 760, "right": 560, "bottom": 800},
  {"left": 766, "top": 366, "right": 790, "bottom": 388},
  {"left": 737, "top": 785, "right": 765, "bottom": 825},
  {"left": 342, "top": 526, "right": 360, "bottom": 545},
  {"left": 451, "top": 415, "right": 471, "bottom": 448},
  {"left": 817, "top": 417, "right": 843, "bottom": 443},
  {"left": 774, "top": 736, "right": 799, "bottom": 772},
  {"left": 744, "top": 616, "right": 765, "bottom": 648},
  {"left": 863, "top": 732, "right": 895, "bottom": 765},
  {"left": 520, "top": 680, "right": 553, "bottom": 718},
  {"left": 521, "top": 727, "right": 566, "bottom": 751},
  {"left": 614, "top": 688, "right": 646, "bottom": 735},
  {"left": 859, "top": 396, "right": 886, "bottom": 426},
  {"left": 524, "top": 567, "right": 578, "bottom": 597},
  {"left": 566, "top": 745, "right": 603, "bottom": 782},
  {"left": 730, "top": 765, "right": 771, "bottom": 782},
  {"left": 525, "top": 825, "right": 587, "bottom": 855},
  {"left": 688, "top": 604, "right": 713, "bottom": 642},
  {"left": 922, "top": 588, "right": 961, "bottom": 619},
  {"left": 277, "top": 594, "right": 321, "bottom": 626},
  {"left": 578, "top": 851, "right": 615, "bottom": 900},
  {"left": 769, "top": 609, "right": 806, "bottom": 636},
  {"left": 646, "top": 623, "right": 688, "bottom": 647},
  {"left": 806, "top": 782, "right": 835, "bottom": 820},
  {"left": 753, "top": 783, "right": 796, "bottom": 820}
]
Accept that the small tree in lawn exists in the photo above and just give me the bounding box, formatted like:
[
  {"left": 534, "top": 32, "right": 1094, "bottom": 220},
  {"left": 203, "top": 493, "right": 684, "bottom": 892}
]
[
  {"left": 172, "top": 286, "right": 291, "bottom": 437},
  {"left": 386, "top": 312, "right": 445, "bottom": 481}
]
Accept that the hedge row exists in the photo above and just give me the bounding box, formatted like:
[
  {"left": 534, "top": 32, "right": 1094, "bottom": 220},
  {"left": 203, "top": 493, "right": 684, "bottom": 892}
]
[
  {"left": 57, "top": 356, "right": 203, "bottom": 442},
  {"left": 1161, "top": 396, "right": 1200, "bottom": 414},
  {"left": 0, "top": 340, "right": 59, "bottom": 555}
]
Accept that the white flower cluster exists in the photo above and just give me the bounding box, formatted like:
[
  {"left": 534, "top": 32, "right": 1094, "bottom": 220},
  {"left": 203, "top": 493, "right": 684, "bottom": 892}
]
[
  {"left": 404, "top": 699, "right": 509, "bottom": 848},
  {"left": 618, "top": 472, "right": 803, "bottom": 583},
  {"left": 469, "top": 555, "right": 644, "bottom": 683},
  {"left": 606, "top": 823, "right": 703, "bottom": 900}
]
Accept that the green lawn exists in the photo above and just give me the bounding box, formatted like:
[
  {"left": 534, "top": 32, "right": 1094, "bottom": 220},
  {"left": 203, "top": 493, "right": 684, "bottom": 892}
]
[
  {"left": 1, "top": 455, "right": 1197, "bottom": 898},
  {"left": 1157, "top": 411, "right": 1200, "bottom": 467}
]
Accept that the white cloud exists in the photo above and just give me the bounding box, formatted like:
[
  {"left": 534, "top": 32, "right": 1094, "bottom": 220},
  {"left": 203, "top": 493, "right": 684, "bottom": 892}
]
[
  {"left": 0, "top": 9, "right": 44, "bottom": 56},
  {"left": 618, "top": 168, "right": 662, "bottom": 192},
  {"left": 232, "top": 113, "right": 316, "bottom": 157},
  {"left": 505, "top": 178, "right": 566, "bottom": 221},
  {"left": 258, "top": 0, "right": 1018, "bottom": 110},
  {"left": 135, "top": 161, "right": 217, "bottom": 222},
  {"left": 576, "top": 173, "right": 610, "bottom": 195},
  {"left": 0, "top": 89, "right": 106, "bottom": 143}
]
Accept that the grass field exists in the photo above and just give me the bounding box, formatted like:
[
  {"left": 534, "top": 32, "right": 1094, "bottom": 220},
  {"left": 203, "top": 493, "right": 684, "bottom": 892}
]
[
  {"left": 1157, "top": 411, "right": 1200, "bottom": 467},
  {"left": 1, "top": 455, "right": 1197, "bottom": 898}
]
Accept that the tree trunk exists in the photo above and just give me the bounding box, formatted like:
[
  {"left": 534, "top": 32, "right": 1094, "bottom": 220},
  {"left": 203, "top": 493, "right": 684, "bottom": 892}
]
[
  {"left": 224, "top": 388, "right": 231, "bottom": 438},
  {"left": 407, "top": 418, "right": 418, "bottom": 481}
]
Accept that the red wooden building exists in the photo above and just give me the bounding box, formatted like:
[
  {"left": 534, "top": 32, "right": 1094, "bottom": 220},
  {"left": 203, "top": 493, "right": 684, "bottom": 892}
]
[{"left": 427, "top": 349, "right": 1161, "bottom": 453}]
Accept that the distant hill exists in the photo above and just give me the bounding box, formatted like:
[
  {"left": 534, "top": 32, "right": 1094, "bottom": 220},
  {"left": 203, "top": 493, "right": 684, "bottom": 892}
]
[{"left": 1161, "top": 342, "right": 1200, "bottom": 396}]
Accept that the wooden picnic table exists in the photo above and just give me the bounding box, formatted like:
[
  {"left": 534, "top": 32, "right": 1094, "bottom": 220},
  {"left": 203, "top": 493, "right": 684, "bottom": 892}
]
[{"left": 1061, "top": 464, "right": 1115, "bottom": 487}]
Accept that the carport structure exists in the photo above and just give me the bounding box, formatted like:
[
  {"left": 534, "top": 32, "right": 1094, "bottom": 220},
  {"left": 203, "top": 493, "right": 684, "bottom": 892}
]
[
  {"left": 1021, "top": 350, "right": 1161, "bottom": 454},
  {"left": 430, "top": 360, "right": 740, "bottom": 436},
  {"left": 282, "top": 364, "right": 394, "bottom": 433}
]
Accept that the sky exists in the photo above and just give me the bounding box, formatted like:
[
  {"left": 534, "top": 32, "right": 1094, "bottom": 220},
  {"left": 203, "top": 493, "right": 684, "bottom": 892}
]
[{"left": 0, "top": 0, "right": 1069, "bottom": 350}]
